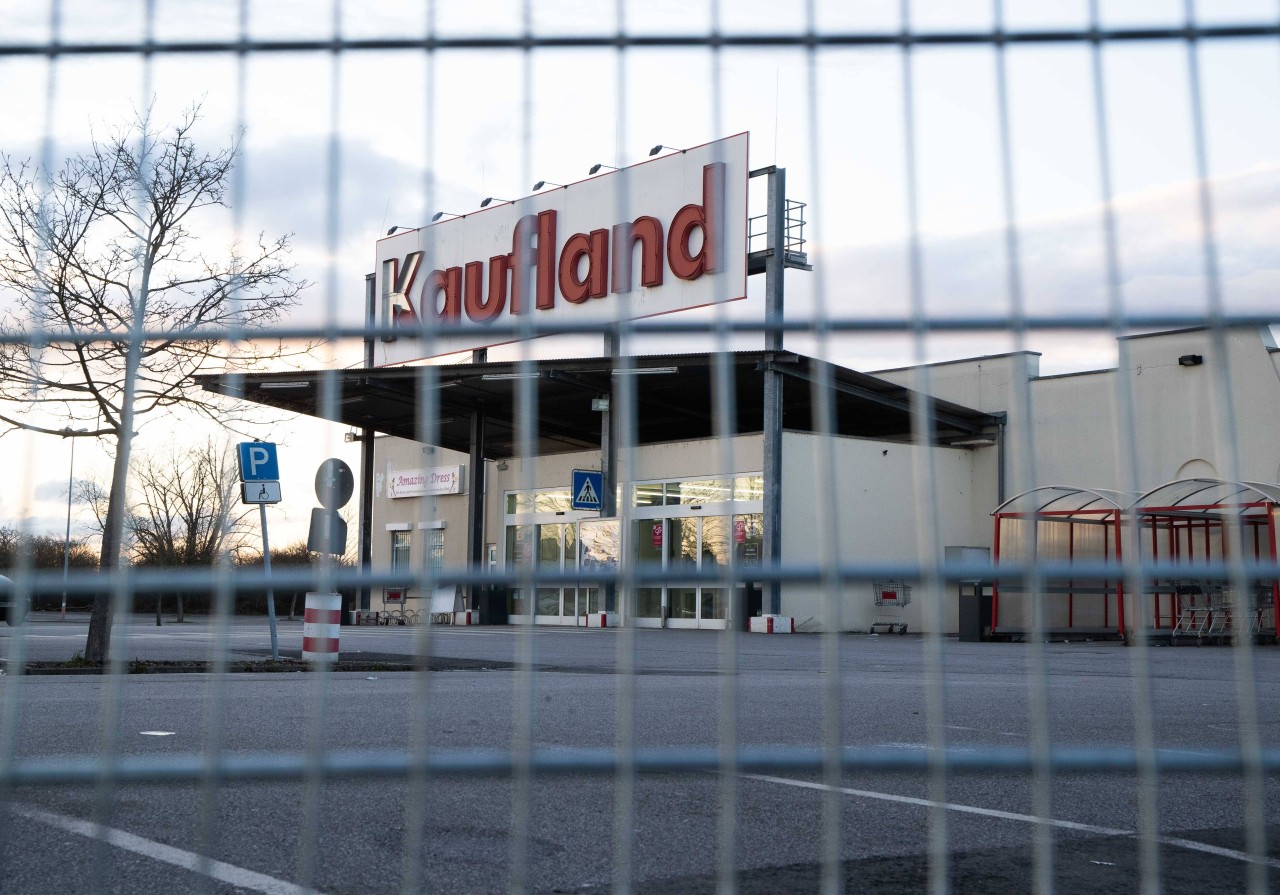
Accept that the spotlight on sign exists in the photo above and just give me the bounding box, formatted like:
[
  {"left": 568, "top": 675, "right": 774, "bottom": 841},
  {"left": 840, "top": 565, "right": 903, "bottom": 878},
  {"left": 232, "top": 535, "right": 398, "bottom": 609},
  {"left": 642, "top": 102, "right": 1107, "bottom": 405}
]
[{"left": 479, "top": 197, "right": 512, "bottom": 208}]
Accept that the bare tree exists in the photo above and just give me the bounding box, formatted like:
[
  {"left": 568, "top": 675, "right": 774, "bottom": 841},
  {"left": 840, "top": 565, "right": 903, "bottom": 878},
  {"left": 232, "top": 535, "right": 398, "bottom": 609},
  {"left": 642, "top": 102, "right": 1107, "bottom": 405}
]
[
  {"left": 0, "top": 108, "right": 308, "bottom": 662},
  {"left": 128, "top": 439, "right": 250, "bottom": 622},
  {"left": 128, "top": 439, "right": 249, "bottom": 568}
]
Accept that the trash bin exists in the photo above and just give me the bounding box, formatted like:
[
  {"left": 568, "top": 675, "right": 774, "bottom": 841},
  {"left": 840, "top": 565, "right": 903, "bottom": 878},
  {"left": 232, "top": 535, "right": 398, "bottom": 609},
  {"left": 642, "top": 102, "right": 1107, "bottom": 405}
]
[{"left": 958, "top": 581, "right": 991, "bottom": 642}]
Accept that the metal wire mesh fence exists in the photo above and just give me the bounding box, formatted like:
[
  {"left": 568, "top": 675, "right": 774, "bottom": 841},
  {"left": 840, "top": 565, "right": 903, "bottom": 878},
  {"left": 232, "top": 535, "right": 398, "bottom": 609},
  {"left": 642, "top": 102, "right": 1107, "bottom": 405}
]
[{"left": 1, "top": 1, "right": 1280, "bottom": 892}]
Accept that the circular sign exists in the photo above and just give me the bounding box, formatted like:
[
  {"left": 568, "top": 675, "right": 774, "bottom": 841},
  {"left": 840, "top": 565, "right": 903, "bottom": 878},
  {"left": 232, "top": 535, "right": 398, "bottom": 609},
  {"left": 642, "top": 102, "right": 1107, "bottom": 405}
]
[{"left": 315, "top": 458, "right": 355, "bottom": 510}]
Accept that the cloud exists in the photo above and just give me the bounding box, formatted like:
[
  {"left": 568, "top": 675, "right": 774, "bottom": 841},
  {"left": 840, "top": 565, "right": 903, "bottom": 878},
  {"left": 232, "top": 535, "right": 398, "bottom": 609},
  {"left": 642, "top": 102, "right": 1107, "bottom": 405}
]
[{"left": 31, "top": 479, "right": 73, "bottom": 502}]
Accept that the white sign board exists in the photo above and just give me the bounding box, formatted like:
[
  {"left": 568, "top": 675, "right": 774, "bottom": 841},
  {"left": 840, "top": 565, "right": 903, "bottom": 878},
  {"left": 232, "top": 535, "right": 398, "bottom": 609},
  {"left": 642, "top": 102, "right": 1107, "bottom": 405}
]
[
  {"left": 374, "top": 133, "right": 749, "bottom": 363},
  {"left": 241, "top": 481, "right": 282, "bottom": 504},
  {"left": 387, "top": 465, "right": 465, "bottom": 498}
]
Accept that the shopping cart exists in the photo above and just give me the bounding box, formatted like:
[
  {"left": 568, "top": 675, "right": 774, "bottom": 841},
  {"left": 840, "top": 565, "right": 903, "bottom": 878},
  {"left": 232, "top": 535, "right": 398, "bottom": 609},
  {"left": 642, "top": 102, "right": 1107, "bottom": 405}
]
[
  {"left": 870, "top": 581, "right": 912, "bottom": 634},
  {"left": 1248, "top": 581, "right": 1275, "bottom": 636},
  {"left": 1202, "top": 580, "right": 1235, "bottom": 640},
  {"left": 1171, "top": 581, "right": 1211, "bottom": 643}
]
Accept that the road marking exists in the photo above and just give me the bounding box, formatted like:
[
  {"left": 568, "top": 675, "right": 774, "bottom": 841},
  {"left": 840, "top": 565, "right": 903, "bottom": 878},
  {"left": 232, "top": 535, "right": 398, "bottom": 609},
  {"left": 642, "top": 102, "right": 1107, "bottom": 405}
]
[
  {"left": 743, "top": 773, "right": 1280, "bottom": 869},
  {"left": 945, "top": 724, "right": 1022, "bottom": 739},
  {"left": 10, "top": 803, "right": 326, "bottom": 895},
  {"left": 139, "top": 731, "right": 175, "bottom": 737}
]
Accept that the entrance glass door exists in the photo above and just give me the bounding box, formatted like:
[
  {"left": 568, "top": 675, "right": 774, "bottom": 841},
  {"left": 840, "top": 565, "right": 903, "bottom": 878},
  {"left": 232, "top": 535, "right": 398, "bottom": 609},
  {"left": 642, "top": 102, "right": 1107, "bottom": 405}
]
[
  {"left": 664, "top": 515, "right": 729, "bottom": 630},
  {"left": 535, "top": 523, "right": 578, "bottom": 623}
]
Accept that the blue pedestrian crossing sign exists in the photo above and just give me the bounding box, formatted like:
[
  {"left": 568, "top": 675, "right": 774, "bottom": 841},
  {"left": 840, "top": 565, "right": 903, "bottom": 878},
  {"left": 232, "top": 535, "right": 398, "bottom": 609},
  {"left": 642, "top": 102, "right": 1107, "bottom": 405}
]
[
  {"left": 571, "top": 469, "right": 604, "bottom": 511},
  {"left": 238, "top": 442, "right": 280, "bottom": 482}
]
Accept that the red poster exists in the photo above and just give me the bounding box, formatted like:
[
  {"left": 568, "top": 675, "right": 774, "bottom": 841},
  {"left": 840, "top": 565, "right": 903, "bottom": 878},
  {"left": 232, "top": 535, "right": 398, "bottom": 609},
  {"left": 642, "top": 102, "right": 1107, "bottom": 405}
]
[
  {"left": 733, "top": 519, "right": 747, "bottom": 544},
  {"left": 652, "top": 523, "right": 663, "bottom": 548}
]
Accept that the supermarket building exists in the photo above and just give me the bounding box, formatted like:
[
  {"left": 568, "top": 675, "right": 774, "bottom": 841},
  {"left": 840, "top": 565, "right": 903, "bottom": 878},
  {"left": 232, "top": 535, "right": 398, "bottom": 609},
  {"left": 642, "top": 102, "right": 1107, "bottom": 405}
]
[{"left": 198, "top": 135, "right": 1280, "bottom": 635}]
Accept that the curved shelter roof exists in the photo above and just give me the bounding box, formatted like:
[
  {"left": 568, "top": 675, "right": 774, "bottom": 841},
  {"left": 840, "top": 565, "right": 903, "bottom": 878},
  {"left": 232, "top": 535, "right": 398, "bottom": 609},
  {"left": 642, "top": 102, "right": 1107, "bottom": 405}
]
[
  {"left": 992, "top": 486, "right": 1138, "bottom": 519},
  {"left": 1134, "top": 478, "right": 1280, "bottom": 516}
]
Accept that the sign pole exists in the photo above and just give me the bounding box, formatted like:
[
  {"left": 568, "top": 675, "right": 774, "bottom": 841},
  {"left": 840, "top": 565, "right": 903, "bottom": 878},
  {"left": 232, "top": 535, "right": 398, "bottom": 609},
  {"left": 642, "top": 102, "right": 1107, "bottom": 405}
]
[
  {"left": 237, "top": 442, "right": 283, "bottom": 660},
  {"left": 260, "top": 502, "right": 279, "bottom": 661}
]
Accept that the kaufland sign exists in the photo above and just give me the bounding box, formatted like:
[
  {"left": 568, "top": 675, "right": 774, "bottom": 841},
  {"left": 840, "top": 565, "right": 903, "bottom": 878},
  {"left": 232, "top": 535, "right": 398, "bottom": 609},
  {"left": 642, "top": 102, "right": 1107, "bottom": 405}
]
[{"left": 374, "top": 133, "right": 749, "bottom": 363}]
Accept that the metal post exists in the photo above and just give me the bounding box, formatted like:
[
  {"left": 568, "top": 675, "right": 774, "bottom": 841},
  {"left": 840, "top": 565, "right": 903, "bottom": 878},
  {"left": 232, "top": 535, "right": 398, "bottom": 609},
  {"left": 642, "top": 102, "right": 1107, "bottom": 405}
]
[
  {"left": 359, "top": 273, "right": 376, "bottom": 613},
  {"left": 601, "top": 330, "right": 619, "bottom": 518},
  {"left": 602, "top": 332, "right": 619, "bottom": 613},
  {"left": 359, "top": 430, "right": 374, "bottom": 612},
  {"left": 260, "top": 503, "right": 279, "bottom": 661},
  {"left": 762, "top": 167, "right": 786, "bottom": 616},
  {"left": 467, "top": 406, "right": 486, "bottom": 611},
  {"left": 61, "top": 433, "right": 75, "bottom": 620}
]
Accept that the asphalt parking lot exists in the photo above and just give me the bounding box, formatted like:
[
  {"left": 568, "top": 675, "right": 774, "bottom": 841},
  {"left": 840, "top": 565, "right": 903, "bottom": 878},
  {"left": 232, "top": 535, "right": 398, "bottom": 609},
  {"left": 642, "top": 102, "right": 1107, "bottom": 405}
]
[{"left": 0, "top": 614, "right": 1276, "bottom": 893}]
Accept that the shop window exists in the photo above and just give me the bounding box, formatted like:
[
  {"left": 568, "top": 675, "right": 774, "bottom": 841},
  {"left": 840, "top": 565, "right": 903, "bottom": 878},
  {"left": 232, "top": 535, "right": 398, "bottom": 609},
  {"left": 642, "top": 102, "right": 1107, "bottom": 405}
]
[
  {"left": 423, "top": 528, "right": 444, "bottom": 574},
  {"left": 733, "top": 475, "right": 764, "bottom": 501},
  {"left": 505, "top": 489, "right": 574, "bottom": 514},
  {"left": 391, "top": 530, "right": 411, "bottom": 576},
  {"left": 677, "top": 479, "right": 731, "bottom": 505},
  {"left": 506, "top": 524, "right": 533, "bottom": 616},
  {"left": 734, "top": 513, "right": 763, "bottom": 565},
  {"left": 634, "top": 482, "right": 665, "bottom": 506},
  {"left": 633, "top": 475, "right": 762, "bottom": 508}
]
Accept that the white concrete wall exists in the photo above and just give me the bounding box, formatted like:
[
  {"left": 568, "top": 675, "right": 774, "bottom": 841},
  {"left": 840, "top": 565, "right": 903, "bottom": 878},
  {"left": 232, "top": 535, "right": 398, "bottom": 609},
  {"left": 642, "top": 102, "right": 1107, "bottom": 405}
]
[
  {"left": 1021, "top": 327, "right": 1280, "bottom": 490},
  {"left": 780, "top": 432, "right": 980, "bottom": 633},
  {"left": 362, "top": 326, "right": 1280, "bottom": 631},
  {"left": 370, "top": 437, "right": 471, "bottom": 609}
]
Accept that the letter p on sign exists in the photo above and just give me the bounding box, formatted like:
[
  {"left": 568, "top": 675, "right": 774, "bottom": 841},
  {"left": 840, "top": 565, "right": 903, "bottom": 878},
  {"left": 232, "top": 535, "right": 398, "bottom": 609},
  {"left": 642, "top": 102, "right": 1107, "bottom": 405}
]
[{"left": 238, "top": 442, "right": 280, "bottom": 482}]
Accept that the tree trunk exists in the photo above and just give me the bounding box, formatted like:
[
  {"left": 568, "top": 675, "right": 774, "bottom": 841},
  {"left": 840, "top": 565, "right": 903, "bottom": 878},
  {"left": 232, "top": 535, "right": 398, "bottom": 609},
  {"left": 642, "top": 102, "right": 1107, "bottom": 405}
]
[
  {"left": 176, "top": 593, "right": 184, "bottom": 623},
  {"left": 85, "top": 437, "right": 131, "bottom": 664}
]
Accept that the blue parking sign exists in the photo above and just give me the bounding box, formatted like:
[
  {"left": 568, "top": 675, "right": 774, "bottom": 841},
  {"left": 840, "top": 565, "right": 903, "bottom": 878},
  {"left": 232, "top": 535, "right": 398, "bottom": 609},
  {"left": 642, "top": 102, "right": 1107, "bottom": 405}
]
[
  {"left": 238, "top": 442, "right": 279, "bottom": 481},
  {"left": 571, "top": 469, "right": 603, "bottom": 511}
]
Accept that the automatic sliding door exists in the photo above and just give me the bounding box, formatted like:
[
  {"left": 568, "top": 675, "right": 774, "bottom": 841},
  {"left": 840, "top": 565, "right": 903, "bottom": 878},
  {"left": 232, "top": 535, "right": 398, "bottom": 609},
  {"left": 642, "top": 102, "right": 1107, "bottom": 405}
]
[
  {"left": 667, "top": 517, "right": 699, "bottom": 627},
  {"left": 698, "top": 516, "right": 729, "bottom": 626},
  {"left": 633, "top": 520, "right": 665, "bottom": 621}
]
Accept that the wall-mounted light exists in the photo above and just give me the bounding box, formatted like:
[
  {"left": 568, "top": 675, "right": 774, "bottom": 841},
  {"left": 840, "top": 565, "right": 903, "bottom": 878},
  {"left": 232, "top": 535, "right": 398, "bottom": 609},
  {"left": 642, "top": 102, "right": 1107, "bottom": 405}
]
[
  {"left": 496, "top": 459, "right": 509, "bottom": 471},
  {"left": 386, "top": 225, "right": 416, "bottom": 235},
  {"left": 648, "top": 144, "right": 687, "bottom": 156},
  {"left": 480, "top": 197, "right": 512, "bottom": 207},
  {"left": 588, "top": 163, "right": 618, "bottom": 174},
  {"left": 431, "top": 211, "right": 464, "bottom": 222},
  {"left": 532, "top": 180, "right": 565, "bottom": 191},
  {"left": 1178, "top": 354, "right": 1204, "bottom": 367}
]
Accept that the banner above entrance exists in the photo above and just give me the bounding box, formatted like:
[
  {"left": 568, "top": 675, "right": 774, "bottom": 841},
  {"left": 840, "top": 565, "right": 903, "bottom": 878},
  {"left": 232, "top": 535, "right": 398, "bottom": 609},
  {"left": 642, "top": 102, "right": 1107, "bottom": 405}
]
[
  {"left": 387, "top": 465, "right": 465, "bottom": 498},
  {"left": 374, "top": 134, "right": 749, "bottom": 363}
]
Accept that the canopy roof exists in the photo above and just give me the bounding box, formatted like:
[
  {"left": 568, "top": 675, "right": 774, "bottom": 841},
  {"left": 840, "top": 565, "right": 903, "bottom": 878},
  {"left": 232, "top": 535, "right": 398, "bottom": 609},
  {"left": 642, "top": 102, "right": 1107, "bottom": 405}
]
[
  {"left": 992, "top": 486, "right": 1137, "bottom": 519},
  {"left": 1135, "top": 478, "right": 1280, "bottom": 517},
  {"left": 196, "top": 351, "right": 1004, "bottom": 461}
]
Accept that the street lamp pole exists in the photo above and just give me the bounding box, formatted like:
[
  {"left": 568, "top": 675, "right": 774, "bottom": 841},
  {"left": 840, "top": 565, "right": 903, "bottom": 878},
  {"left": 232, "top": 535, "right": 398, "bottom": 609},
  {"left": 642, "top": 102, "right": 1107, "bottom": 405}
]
[{"left": 61, "top": 427, "right": 87, "bottom": 619}]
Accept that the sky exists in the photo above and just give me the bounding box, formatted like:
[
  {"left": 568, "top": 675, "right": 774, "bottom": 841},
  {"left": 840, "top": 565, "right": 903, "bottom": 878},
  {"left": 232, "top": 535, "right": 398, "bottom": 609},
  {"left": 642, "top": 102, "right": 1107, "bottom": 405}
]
[{"left": 1, "top": 0, "right": 1278, "bottom": 545}]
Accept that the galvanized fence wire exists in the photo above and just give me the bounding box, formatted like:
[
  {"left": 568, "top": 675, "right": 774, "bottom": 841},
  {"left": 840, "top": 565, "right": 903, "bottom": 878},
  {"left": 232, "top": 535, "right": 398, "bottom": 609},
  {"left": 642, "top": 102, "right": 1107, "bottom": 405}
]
[{"left": 1, "top": 1, "right": 1280, "bottom": 894}]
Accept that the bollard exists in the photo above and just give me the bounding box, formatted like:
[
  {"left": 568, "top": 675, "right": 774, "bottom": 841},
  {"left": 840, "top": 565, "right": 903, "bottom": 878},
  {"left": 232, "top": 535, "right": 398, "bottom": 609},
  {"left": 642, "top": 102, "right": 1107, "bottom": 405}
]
[{"left": 302, "top": 592, "right": 342, "bottom": 663}]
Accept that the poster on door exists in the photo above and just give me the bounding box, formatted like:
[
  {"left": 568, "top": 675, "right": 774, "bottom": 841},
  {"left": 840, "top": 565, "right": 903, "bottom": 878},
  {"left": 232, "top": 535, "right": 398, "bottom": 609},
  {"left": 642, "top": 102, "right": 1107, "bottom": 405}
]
[{"left": 652, "top": 523, "right": 663, "bottom": 548}]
